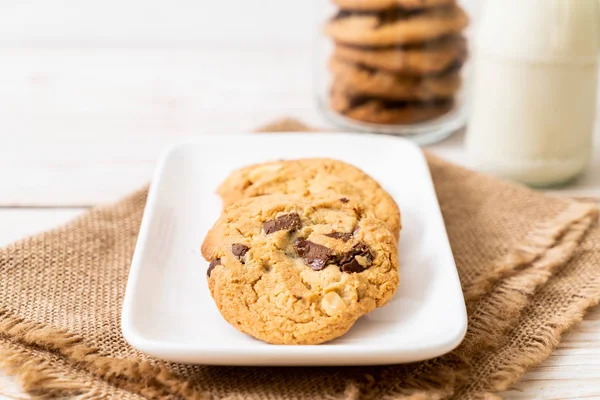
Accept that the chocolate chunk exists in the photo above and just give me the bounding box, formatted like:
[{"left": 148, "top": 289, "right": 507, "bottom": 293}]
[
  {"left": 263, "top": 213, "right": 301, "bottom": 234},
  {"left": 325, "top": 232, "right": 353, "bottom": 242},
  {"left": 339, "top": 258, "right": 364, "bottom": 273},
  {"left": 356, "top": 58, "right": 465, "bottom": 78},
  {"left": 339, "top": 243, "right": 373, "bottom": 273},
  {"left": 231, "top": 244, "right": 249, "bottom": 260},
  {"left": 342, "top": 34, "right": 465, "bottom": 52},
  {"left": 294, "top": 238, "right": 333, "bottom": 271},
  {"left": 332, "top": 7, "right": 428, "bottom": 24},
  {"left": 347, "top": 96, "right": 453, "bottom": 111},
  {"left": 207, "top": 258, "right": 221, "bottom": 277},
  {"left": 375, "top": 8, "right": 431, "bottom": 28},
  {"left": 339, "top": 198, "right": 350, "bottom": 203}
]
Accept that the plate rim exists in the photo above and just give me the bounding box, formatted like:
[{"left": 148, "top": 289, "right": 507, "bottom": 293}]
[{"left": 121, "top": 132, "right": 467, "bottom": 366}]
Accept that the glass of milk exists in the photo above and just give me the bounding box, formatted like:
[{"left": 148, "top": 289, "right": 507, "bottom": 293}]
[{"left": 466, "top": 0, "right": 600, "bottom": 187}]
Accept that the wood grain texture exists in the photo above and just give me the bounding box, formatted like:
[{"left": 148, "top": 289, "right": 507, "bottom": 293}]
[{"left": 0, "top": 0, "right": 598, "bottom": 397}]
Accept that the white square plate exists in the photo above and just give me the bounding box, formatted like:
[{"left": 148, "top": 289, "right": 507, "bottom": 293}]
[{"left": 122, "top": 133, "right": 467, "bottom": 366}]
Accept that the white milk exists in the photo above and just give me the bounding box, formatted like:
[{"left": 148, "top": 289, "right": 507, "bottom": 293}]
[{"left": 466, "top": 0, "right": 600, "bottom": 187}]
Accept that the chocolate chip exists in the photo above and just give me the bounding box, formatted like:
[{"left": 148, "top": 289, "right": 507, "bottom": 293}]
[
  {"left": 294, "top": 238, "right": 333, "bottom": 271},
  {"left": 339, "top": 198, "right": 350, "bottom": 203},
  {"left": 339, "top": 243, "right": 373, "bottom": 273},
  {"left": 332, "top": 7, "right": 426, "bottom": 24},
  {"left": 263, "top": 213, "right": 302, "bottom": 234},
  {"left": 207, "top": 258, "right": 221, "bottom": 277},
  {"left": 231, "top": 244, "right": 249, "bottom": 260},
  {"left": 339, "top": 258, "right": 364, "bottom": 273},
  {"left": 346, "top": 95, "right": 453, "bottom": 111},
  {"left": 325, "top": 232, "right": 353, "bottom": 242}
]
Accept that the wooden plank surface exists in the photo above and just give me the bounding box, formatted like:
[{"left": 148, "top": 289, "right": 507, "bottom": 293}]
[{"left": 0, "top": 0, "right": 598, "bottom": 397}]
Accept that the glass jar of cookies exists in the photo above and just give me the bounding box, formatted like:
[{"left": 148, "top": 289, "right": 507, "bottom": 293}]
[{"left": 317, "top": 0, "right": 478, "bottom": 145}]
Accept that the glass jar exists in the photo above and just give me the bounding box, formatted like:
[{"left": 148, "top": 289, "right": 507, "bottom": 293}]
[
  {"left": 316, "top": 0, "right": 478, "bottom": 145},
  {"left": 466, "top": 0, "right": 599, "bottom": 187}
]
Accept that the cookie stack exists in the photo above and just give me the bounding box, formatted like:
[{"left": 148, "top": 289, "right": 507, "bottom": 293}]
[
  {"left": 325, "top": 0, "right": 469, "bottom": 125},
  {"left": 201, "top": 159, "right": 401, "bottom": 345}
]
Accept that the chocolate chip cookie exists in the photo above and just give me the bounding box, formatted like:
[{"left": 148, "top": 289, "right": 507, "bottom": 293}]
[
  {"left": 325, "top": 6, "right": 469, "bottom": 46},
  {"left": 332, "top": 0, "right": 456, "bottom": 11},
  {"left": 331, "top": 83, "right": 454, "bottom": 124},
  {"left": 217, "top": 158, "right": 401, "bottom": 240},
  {"left": 333, "top": 35, "right": 467, "bottom": 75},
  {"left": 201, "top": 194, "right": 400, "bottom": 345},
  {"left": 330, "top": 57, "right": 461, "bottom": 101}
]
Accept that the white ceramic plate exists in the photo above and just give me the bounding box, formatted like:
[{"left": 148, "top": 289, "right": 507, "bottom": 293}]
[{"left": 122, "top": 133, "right": 467, "bottom": 366}]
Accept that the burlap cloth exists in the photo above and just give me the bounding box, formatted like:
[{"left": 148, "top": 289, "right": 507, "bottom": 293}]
[{"left": 1, "top": 119, "right": 600, "bottom": 400}]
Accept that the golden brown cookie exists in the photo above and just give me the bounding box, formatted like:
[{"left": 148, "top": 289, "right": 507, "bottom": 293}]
[
  {"left": 201, "top": 194, "right": 400, "bottom": 345},
  {"left": 331, "top": 84, "right": 453, "bottom": 124},
  {"left": 324, "top": 6, "right": 469, "bottom": 46},
  {"left": 330, "top": 57, "right": 462, "bottom": 101},
  {"left": 217, "top": 158, "right": 401, "bottom": 240},
  {"left": 333, "top": 35, "right": 467, "bottom": 75},
  {"left": 332, "top": 0, "right": 456, "bottom": 11}
]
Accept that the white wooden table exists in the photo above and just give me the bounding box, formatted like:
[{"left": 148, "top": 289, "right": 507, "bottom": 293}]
[{"left": 0, "top": 1, "right": 598, "bottom": 398}]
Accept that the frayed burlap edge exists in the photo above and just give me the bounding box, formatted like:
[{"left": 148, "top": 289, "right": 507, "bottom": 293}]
[
  {"left": 370, "top": 204, "right": 598, "bottom": 400},
  {"left": 0, "top": 305, "right": 210, "bottom": 400},
  {"left": 0, "top": 339, "right": 132, "bottom": 400},
  {"left": 454, "top": 210, "right": 599, "bottom": 398},
  {"left": 463, "top": 277, "right": 600, "bottom": 398},
  {"left": 462, "top": 202, "right": 596, "bottom": 302}
]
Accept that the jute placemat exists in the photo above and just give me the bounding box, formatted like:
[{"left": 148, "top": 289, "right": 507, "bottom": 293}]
[{"left": 1, "top": 119, "right": 600, "bottom": 400}]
